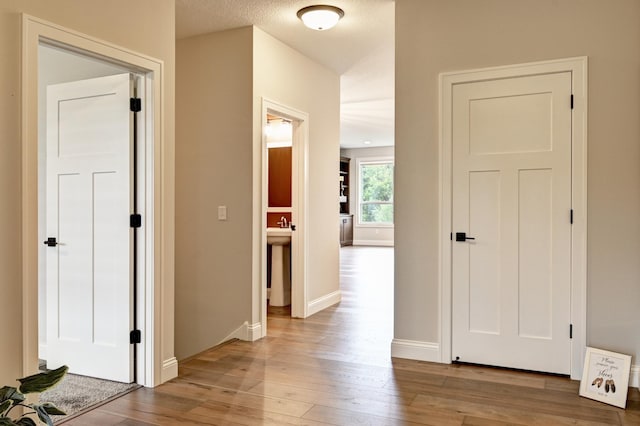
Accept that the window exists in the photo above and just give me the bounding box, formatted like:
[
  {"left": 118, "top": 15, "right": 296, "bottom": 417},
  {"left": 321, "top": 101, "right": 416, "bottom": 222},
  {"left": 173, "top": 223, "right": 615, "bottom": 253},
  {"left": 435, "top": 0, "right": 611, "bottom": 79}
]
[{"left": 359, "top": 160, "right": 394, "bottom": 225}]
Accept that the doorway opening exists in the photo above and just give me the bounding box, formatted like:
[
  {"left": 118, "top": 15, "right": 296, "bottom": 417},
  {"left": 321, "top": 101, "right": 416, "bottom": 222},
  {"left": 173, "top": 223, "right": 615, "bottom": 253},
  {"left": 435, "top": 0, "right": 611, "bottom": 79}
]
[
  {"left": 22, "top": 13, "right": 169, "bottom": 397},
  {"left": 37, "top": 43, "right": 140, "bottom": 380},
  {"left": 261, "top": 100, "right": 309, "bottom": 335}
]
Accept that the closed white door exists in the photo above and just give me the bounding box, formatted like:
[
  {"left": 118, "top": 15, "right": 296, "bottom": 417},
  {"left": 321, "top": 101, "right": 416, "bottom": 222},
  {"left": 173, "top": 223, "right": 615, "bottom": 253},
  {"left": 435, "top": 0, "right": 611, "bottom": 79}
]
[
  {"left": 451, "top": 72, "right": 572, "bottom": 374},
  {"left": 46, "top": 73, "right": 134, "bottom": 383}
]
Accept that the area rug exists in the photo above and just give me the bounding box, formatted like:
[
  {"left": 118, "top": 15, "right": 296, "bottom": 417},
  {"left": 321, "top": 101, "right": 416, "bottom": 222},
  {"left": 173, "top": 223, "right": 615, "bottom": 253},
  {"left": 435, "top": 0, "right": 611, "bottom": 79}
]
[{"left": 39, "top": 373, "right": 140, "bottom": 423}]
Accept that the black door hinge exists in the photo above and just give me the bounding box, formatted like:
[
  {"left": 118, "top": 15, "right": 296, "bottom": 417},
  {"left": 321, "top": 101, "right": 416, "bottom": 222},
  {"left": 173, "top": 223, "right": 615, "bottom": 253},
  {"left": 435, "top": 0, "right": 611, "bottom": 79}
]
[
  {"left": 450, "top": 232, "right": 453, "bottom": 241},
  {"left": 569, "top": 324, "right": 573, "bottom": 339},
  {"left": 130, "top": 97, "right": 141, "bottom": 112},
  {"left": 130, "top": 214, "right": 142, "bottom": 228},
  {"left": 570, "top": 94, "right": 574, "bottom": 110},
  {"left": 570, "top": 209, "right": 574, "bottom": 224},
  {"left": 130, "top": 329, "right": 141, "bottom": 344}
]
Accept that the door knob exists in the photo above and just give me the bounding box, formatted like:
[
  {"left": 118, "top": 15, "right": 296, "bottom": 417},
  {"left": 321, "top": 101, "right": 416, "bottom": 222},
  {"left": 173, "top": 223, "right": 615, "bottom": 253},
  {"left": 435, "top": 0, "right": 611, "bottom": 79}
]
[
  {"left": 44, "top": 237, "right": 58, "bottom": 247},
  {"left": 455, "top": 232, "right": 475, "bottom": 242}
]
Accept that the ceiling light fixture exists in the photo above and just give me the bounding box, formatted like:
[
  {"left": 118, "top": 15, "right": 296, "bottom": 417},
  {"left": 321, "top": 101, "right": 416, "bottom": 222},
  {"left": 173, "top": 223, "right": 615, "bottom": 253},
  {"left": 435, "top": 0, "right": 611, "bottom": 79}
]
[
  {"left": 363, "top": 140, "right": 372, "bottom": 145},
  {"left": 297, "top": 5, "right": 344, "bottom": 31}
]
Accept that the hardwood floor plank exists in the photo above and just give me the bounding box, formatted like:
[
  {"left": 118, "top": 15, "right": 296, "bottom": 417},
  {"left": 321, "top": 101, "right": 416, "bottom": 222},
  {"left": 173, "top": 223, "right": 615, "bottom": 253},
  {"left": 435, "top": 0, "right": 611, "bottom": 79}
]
[
  {"left": 390, "top": 359, "right": 547, "bottom": 390},
  {"left": 461, "top": 416, "right": 526, "bottom": 426},
  {"left": 247, "top": 380, "right": 464, "bottom": 425},
  {"left": 411, "top": 393, "right": 618, "bottom": 426},
  {"left": 67, "top": 246, "right": 638, "bottom": 425},
  {"left": 303, "top": 404, "right": 428, "bottom": 426},
  {"left": 158, "top": 380, "right": 314, "bottom": 417},
  {"left": 186, "top": 400, "right": 329, "bottom": 426},
  {"left": 64, "top": 410, "right": 154, "bottom": 426}
]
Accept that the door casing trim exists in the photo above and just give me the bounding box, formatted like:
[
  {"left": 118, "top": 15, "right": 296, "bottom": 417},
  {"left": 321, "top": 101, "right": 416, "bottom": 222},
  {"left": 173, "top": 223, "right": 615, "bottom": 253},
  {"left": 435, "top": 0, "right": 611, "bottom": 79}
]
[
  {"left": 259, "top": 99, "right": 310, "bottom": 334},
  {"left": 439, "top": 57, "right": 588, "bottom": 379},
  {"left": 22, "top": 14, "right": 171, "bottom": 386}
]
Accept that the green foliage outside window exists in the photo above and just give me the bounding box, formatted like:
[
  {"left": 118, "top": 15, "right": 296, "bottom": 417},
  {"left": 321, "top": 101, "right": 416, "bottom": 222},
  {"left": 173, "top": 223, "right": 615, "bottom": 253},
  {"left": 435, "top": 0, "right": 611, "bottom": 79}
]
[{"left": 360, "top": 162, "right": 394, "bottom": 223}]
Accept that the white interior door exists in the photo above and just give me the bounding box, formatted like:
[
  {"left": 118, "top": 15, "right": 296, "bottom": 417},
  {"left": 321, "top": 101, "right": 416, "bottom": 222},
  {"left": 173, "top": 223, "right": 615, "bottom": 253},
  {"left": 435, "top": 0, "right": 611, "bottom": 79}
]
[
  {"left": 46, "top": 73, "right": 134, "bottom": 383},
  {"left": 451, "top": 72, "right": 572, "bottom": 374}
]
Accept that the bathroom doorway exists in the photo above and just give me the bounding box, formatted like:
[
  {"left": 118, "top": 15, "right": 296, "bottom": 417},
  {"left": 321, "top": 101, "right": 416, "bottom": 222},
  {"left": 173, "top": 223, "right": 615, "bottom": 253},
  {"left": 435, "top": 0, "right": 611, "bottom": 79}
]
[{"left": 261, "top": 99, "right": 309, "bottom": 334}]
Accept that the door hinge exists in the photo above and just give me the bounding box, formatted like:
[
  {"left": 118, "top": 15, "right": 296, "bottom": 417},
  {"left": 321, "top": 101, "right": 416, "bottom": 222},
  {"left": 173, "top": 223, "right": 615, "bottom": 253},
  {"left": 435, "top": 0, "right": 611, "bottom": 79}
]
[
  {"left": 130, "top": 329, "right": 141, "bottom": 344},
  {"left": 130, "top": 97, "right": 141, "bottom": 112},
  {"left": 570, "top": 209, "right": 574, "bottom": 224},
  {"left": 450, "top": 232, "right": 453, "bottom": 241},
  {"left": 130, "top": 214, "right": 142, "bottom": 228},
  {"left": 569, "top": 324, "right": 573, "bottom": 339},
  {"left": 570, "top": 94, "right": 574, "bottom": 110}
]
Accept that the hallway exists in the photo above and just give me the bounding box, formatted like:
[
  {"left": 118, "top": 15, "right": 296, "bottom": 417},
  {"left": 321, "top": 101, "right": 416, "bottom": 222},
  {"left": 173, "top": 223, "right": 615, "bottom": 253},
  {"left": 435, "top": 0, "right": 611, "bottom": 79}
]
[{"left": 65, "top": 246, "right": 639, "bottom": 425}]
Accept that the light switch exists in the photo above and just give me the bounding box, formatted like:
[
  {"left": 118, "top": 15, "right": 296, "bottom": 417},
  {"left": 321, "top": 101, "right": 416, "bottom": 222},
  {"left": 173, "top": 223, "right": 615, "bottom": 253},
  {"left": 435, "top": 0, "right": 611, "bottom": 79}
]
[{"left": 218, "top": 205, "right": 227, "bottom": 221}]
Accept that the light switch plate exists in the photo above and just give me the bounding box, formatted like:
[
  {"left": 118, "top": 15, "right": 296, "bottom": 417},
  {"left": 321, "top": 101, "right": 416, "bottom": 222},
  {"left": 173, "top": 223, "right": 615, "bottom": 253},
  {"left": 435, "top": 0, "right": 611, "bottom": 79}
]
[{"left": 218, "top": 206, "right": 227, "bottom": 220}]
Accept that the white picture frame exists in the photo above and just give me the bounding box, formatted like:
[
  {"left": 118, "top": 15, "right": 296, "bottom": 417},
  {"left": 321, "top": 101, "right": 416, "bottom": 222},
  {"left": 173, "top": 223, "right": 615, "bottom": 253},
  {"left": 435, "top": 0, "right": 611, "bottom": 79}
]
[{"left": 579, "top": 347, "right": 632, "bottom": 409}]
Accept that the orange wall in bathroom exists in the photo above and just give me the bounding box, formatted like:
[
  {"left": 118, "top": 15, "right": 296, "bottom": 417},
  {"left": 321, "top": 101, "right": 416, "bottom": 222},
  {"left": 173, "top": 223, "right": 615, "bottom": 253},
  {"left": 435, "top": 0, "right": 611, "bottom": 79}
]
[{"left": 268, "top": 147, "right": 292, "bottom": 207}]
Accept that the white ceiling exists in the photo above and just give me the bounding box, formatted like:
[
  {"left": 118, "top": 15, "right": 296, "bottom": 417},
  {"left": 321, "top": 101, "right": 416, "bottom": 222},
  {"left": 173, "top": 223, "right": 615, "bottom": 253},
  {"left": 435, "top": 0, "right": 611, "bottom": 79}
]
[{"left": 176, "top": 0, "right": 395, "bottom": 148}]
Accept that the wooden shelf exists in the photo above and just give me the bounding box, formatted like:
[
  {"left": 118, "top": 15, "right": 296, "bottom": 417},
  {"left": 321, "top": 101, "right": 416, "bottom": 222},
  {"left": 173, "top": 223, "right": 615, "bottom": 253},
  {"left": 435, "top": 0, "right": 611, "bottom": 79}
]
[{"left": 339, "top": 157, "right": 350, "bottom": 215}]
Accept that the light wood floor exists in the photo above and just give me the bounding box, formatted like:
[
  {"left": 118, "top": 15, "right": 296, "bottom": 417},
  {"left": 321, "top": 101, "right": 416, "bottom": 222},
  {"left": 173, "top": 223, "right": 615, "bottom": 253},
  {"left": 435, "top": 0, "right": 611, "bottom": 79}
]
[{"left": 67, "top": 246, "right": 639, "bottom": 425}]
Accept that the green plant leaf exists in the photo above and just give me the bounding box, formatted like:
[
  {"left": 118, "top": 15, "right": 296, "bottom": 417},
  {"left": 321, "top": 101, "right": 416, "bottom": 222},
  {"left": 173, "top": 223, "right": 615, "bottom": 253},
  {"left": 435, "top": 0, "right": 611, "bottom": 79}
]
[
  {"left": 18, "top": 366, "right": 68, "bottom": 394},
  {"left": 39, "top": 403, "right": 65, "bottom": 416},
  {"left": 33, "top": 405, "right": 54, "bottom": 426},
  {"left": 0, "top": 417, "right": 19, "bottom": 426},
  {"left": 0, "top": 388, "right": 23, "bottom": 404},
  {"left": 15, "top": 419, "right": 37, "bottom": 426},
  {"left": 0, "top": 400, "right": 11, "bottom": 416}
]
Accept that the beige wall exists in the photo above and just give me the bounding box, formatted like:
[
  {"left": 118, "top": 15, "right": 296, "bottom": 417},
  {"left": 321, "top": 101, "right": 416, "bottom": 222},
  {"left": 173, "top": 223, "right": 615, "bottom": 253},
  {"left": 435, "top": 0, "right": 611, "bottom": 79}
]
[
  {"left": 0, "top": 0, "right": 175, "bottom": 384},
  {"left": 175, "top": 27, "right": 254, "bottom": 360},
  {"left": 341, "top": 146, "right": 395, "bottom": 246},
  {"left": 395, "top": 0, "right": 640, "bottom": 362},
  {"left": 253, "top": 27, "right": 340, "bottom": 303},
  {"left": 175, "top": 26, "right": 340, "bottom": 360}
]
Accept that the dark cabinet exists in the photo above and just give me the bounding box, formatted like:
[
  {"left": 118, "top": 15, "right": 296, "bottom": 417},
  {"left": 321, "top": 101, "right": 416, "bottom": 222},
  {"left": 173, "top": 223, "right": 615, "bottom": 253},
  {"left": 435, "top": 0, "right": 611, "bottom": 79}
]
[
  {"left": 339, "top": 157, "right": 350, "bottom": 214},
  {"left": 340, "top": 214, "right": 353, "bottom": 246}
]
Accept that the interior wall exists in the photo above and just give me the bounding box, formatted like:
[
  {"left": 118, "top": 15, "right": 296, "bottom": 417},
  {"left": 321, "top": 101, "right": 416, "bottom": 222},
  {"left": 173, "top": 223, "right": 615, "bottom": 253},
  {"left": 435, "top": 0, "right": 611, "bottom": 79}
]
[
  {"left": 395, "top": 0, "right": 640, "bottom": 364},
  {"left": 37, "top": 44, "right": 130, "bottom": 359},
  {"left": 0, "top": 0, "right": 175, "bottom": 385},
  {"left": 253, "top": 27, "right": 341, "bottom": 304},
  {"left": 175, "top": 26, "right": 339, "bottom": 358},
  {"left": 175, "top": 27, "right": 254, "bottom": 360},
  {"left": 341, "top": 146, "right": 395, "bottom": 246}
]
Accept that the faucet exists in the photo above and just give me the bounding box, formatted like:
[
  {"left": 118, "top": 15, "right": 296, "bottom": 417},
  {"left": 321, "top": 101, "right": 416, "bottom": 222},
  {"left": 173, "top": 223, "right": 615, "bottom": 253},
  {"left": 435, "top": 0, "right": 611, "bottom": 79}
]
[{"left": 277, "top": 216, "right": 288, "bottom": 228}]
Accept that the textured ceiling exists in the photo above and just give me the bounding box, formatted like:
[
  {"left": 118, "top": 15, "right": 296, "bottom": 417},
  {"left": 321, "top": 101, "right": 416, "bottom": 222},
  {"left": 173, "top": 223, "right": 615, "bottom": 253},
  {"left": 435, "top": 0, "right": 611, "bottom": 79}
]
[{"left": 176, "top": 0, "right": 395, "bottom": 148}]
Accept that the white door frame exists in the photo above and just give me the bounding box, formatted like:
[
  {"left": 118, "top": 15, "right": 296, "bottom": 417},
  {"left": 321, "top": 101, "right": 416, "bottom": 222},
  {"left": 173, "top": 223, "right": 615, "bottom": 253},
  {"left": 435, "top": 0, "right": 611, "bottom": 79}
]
[
  {"left": 22, "top": 15, "right": 170, "bottom": 386},
  {"left": 439, "top": 57, "right": 588, "bottom": 379},
  {"left": 260, "top": 99, "right": 309, "bottom": 335}
]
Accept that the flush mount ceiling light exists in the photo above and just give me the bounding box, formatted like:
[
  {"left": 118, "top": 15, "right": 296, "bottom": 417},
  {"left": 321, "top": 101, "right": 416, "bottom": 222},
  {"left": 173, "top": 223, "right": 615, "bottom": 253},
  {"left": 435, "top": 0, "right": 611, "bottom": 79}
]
[{"left": 297, "top": 5, "right": 344, "bottom": 31}]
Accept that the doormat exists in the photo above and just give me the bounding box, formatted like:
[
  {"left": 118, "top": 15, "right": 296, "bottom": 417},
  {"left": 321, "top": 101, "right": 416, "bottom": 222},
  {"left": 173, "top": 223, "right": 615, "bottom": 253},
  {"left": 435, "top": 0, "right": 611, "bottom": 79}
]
[{"left": 39, "top": 372, "right": 140, "bottom": 423}]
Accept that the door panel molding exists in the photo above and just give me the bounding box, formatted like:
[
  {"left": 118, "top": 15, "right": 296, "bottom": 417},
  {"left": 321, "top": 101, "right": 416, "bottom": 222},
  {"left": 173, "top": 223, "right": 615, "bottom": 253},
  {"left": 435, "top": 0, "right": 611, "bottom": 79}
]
[{"left": 439, "top": 57, "right": 587, "bottom": 379}]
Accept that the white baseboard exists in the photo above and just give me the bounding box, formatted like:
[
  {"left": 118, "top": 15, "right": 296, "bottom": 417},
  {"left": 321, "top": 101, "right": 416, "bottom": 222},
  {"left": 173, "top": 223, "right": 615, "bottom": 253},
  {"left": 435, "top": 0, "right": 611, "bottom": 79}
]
[
  {"left": 631, "top": 364, "right": 639, "bottom": 389},
  {"left": 391, "top": 339, "right": 440, "bottom": 363},
  {"left": 307, "top": 290, "right": 342, "bottom": 317},
  {"left": 353, "top": 240, "right": 394, "bottom": 247},
  {"left": 247, "top": 322, "right": 263, "bottom": 341},
  {"left": 161, "top": 357, "right": 178, "bottom": 383},
  {"left": 223, "top": 321, "right": 263, "bottom": 342}
]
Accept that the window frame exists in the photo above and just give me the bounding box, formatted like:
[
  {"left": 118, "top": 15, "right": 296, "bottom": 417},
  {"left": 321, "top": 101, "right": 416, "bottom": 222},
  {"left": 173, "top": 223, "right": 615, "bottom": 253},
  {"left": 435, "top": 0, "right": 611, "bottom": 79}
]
[{"left": 356, "top": 157, "right": 395, "bottom": 227}]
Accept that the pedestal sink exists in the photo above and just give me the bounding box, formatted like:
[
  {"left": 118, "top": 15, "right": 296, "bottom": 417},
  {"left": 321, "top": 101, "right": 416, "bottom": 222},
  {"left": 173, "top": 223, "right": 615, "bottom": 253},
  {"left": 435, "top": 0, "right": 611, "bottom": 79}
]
[{"left": 267, "top": 227, "right": 291, "bottom": 306}]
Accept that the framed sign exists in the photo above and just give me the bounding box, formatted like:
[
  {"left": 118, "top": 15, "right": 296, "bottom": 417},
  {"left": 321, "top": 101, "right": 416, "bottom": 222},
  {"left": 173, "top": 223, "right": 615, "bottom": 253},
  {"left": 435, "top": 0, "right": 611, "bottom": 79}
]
[{"left": 579, "top": 347, "right": 632, "bottom": 408}]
